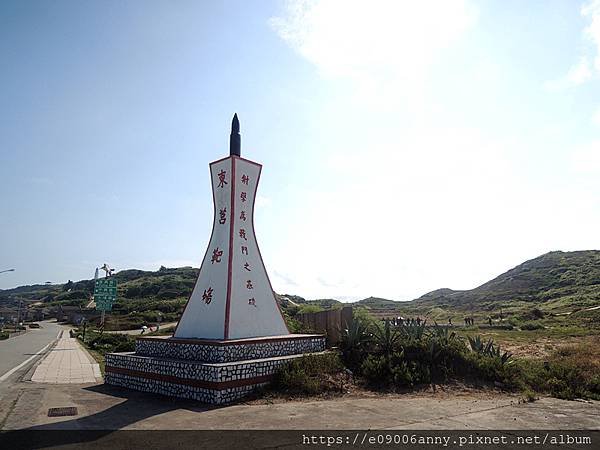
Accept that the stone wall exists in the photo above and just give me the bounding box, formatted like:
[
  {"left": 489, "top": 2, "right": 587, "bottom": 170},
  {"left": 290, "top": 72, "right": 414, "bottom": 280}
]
[{"left": 135, "top": 335, "right": 325, "bottom": 362}]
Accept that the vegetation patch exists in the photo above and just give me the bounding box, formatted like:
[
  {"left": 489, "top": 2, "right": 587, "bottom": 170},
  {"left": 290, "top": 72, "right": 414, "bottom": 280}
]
[{"left": 271, "top": 353, "right": 347, "bottom": 396}]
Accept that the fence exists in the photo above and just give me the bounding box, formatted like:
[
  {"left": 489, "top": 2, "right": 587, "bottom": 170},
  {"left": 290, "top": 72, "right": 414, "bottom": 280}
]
[{"left": 296, "top": 306, "right": 353, "bottom": 346}]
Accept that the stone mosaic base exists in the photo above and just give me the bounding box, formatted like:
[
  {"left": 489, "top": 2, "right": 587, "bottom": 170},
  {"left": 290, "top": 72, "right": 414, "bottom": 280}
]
[
  {"left": 135, "top": 334, "right": 325, "bottom": 363},
  {"left": 105, "top": 334, "right": 326, "bottom": 404},
  {"left": 105, "top": 370, "right": 269, "bottom": 404}
]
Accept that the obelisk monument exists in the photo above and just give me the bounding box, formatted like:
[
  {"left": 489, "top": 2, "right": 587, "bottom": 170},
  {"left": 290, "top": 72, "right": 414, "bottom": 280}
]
[{"left": 174, "top": 114, "right": 289, "bottom": 339}]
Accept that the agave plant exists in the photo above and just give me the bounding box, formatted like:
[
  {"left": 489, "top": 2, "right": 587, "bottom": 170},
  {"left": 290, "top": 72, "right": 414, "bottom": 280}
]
[
  {"left": 340, "top": 317, "right": 372, "bottom": 368},
  {"left": 489, "top": 342, "right": 513, "bottom": 365},
  {"left": 429, "top": 322, "right": 457, "bottom": 346},
  {"left": 468, "top": 335, "right": 494, "bottom": 354},
  {"left": 398, "top": 320, "right": 427, "bottom": 342},
  {"left": 468, "top": 335, "right": 513, "bottom": 365},
  {"left": 372, "top": 319, "right": 402, "bottom": 359}
]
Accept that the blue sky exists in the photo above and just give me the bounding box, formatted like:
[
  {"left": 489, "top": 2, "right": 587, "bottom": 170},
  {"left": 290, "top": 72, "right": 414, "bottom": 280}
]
[{"left": 1, "top": 0, "right": 599, "bottom": 300}]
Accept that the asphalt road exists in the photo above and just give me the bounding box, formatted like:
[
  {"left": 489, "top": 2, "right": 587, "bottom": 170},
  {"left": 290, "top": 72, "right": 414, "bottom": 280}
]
[{"left": 0, "top": 321, "right": 62, "bottom": 381}]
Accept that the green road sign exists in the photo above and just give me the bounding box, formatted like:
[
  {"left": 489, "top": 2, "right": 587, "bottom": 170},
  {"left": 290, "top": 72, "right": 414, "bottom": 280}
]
[{"left": 94, "top": 278, "right": 117, "bottom": 311}]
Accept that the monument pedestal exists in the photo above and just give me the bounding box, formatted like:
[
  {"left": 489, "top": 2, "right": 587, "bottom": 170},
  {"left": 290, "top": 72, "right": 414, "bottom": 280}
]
[{"left": 105, "top": 334, "right": 326, "bottom": 404}]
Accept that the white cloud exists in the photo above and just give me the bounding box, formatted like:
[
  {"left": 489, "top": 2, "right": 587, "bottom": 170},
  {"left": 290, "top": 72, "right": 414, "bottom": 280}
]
[
  {"left": 593, "top": 106, "right": 600, "bottom": 125},
  {"left": 570, "top": 139, "right": 600, "bottom": 174},
  {"left": 545, "top": 0, "right": 600, "bottom": 90},
  {"left": 256, "top": 195, "right": 272, "bottom": 208},
  {"left": 583, "top": 0, "right": 600, "bottom": 73},
  {"left": 270, "top": 0, "right": 477, "bottom": 104},
  {"left": 544, "top": 57, "right": 592, "bottom": 90}
]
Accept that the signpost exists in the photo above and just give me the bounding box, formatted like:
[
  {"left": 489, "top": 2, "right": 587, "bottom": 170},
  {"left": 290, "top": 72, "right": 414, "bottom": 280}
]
[{"left": 94, "top": 277, "right": 117, "bottom": 328}]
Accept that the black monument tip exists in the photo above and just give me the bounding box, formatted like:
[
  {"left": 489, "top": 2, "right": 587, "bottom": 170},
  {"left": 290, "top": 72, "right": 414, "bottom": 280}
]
[
  {"left": 231, "top": 113, "right": 240, "bottom": 134},
  {"left": 230, "top": 113, "right": 241, "bottom": 157}
]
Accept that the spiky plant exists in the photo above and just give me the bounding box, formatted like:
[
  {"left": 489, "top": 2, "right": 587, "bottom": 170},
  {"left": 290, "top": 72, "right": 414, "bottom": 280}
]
[
  {"left": 340, "top": 317, "right": 372, "bottom": 369},
  {"left": 399, "top": 320, "right": 427, "bottom": 342},
  {"left": 372, "top": 319, "right": 402, "bottom": 359}
]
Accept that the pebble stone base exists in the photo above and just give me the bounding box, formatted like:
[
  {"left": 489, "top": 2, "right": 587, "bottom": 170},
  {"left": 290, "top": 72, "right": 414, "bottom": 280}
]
[
  {"left": 105, "top": 335, "right": 326, "bottom": 405},
  {"left": 135, "top": 334, "right": 325, "bottom": 363}
]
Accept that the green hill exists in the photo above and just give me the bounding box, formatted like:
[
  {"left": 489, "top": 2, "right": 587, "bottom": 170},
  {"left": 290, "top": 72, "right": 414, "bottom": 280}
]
[
  {"left": 2, "top": 250, "right": 599, "bottom": 330},
  {"left": 411, "top": 251, "right": 600, "bottom": 314}
]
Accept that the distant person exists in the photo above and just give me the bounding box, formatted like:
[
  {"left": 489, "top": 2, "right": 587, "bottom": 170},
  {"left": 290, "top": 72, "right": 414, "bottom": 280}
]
[
  {"left": 416, "top": 317, "right": 421, "bottom": 326},
  {"left": 448, "top": 317, "right": 452, "bottom": 326},
  {"left": 488, "top": 316, "right": 492, "bottom": 326}
]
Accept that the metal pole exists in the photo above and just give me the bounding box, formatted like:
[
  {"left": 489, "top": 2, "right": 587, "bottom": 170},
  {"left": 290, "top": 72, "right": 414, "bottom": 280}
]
[{"left": 16, "top": 299, "right": 22, "bottom": 330}]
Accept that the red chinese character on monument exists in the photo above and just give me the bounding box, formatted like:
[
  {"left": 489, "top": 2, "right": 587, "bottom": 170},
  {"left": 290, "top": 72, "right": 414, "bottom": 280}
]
[
  {"left": 240, "top": 192, "right": 247, "bottom": 202},
  {"left": 246, "top": 280, "right": 253, "bottom": 289},
  {"left": 217, "top": 170, "right": 227, "bottom": 188},
  {"left": 248, "top": 298, "right": 256, "bottom": 306},
  {"left": 244, "top": 262, "right": 251, "bottom": 271},
  {"left": 219, "top": 208, "right": 227, "bottom": 225},
  {"left": 241, "top": 174, "right": 249, "bottom": 185},
  {"left": 240, "top": 211, "right": 247, "bottom": 221},
  {"left": 239, "top": 229, "right": 247, "bottom": 240},
  {"left": 202, "top": 287, "right": 213, "bottom": 304},
  {"left": 241, "top": 246, "right": 248, "bottom": 255},
  {"left": 211, "top": 247, "right": 223, "bottom": 264}
]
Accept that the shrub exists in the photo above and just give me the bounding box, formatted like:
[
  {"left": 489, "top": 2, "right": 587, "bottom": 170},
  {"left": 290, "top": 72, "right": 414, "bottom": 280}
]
[
  {"left": 272, "top": 353, "right": 345, "bottom": 395},
  {"left": 361, "top": 352, "right": 432, "bottom": 387},
  {"left": 372, "top": 320, "right": 402, "bottom": 359},
  {"left": 83, "top": 332, "right": 136, "bottom": 356},
  {"left": 521, "top": 322, "right": 544, "bottom": 330},
  {"left": 340, "top": 317, "right": 372, "bottom": 369}
]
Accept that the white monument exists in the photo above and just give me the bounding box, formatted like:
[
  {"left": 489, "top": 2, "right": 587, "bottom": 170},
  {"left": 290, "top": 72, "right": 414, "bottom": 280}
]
[
  {"left": 105, "top": 115, "right": 324, "bottom": 404},
  {"left": 174, "top": 114, "right": 288, "bottom": 339}
]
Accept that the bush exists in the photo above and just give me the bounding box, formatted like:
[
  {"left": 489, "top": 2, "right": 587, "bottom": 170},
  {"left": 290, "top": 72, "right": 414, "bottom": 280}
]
[
  {"left": 340, "top": 317, "right": 372, "bottom": 370},
  {"left": 521, "top": 322, "right": 544, "bottom": 330},
  {"left": 272, "top": 353, "right": 344, "bottom": 395},
  {"left": 83, "top": 332, "right": 136, "bottom": 356}
]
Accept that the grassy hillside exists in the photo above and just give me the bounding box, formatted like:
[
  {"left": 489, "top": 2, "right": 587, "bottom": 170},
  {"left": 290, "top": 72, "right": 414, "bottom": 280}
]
[
  {"left": 2, "top": 250, "right": 599, "bottom": 332},
  {"left": 409, "top": 251, "right": 600, "bottom": 314}
]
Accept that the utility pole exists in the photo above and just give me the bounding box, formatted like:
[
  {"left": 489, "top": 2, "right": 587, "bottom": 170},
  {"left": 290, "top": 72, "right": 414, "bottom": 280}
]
[{"left": 16, "top": 299, "right": 22, "bottom": 331}]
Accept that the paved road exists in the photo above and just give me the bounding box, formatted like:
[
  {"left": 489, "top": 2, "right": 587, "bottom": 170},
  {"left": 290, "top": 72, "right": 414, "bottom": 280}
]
[
  {"left": 2, "top": 384, "right": 599, "bottom": 431},
  {"left": 0, "top": 321, "right": 62, "bottom": 381}
]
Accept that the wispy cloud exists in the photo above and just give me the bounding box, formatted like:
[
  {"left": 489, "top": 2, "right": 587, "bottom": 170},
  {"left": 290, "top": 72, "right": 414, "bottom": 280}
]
[
  {"left": 545, "top": 0, "right": 600, "bottom": 90},
  {"left": 593, "top": 106, "right": 600, "bottom": 125},
  {"left": 273, "top": 270, "right": 299, "bottom": 287},
  {"left": 270, "top": 0, "right": 477, "bottom": 105},
  {"left": 570, "top": 139, "right": 600, "bottom": 174},
  {"left": 256, "top": 195, "right": 272, "bottom": 208}
]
